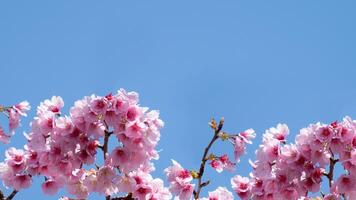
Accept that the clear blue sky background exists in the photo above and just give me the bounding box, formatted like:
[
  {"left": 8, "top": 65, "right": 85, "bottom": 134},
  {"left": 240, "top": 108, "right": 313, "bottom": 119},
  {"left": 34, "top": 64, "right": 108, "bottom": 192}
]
[{"left": 1, "top": 1, "right": 356, "bottom": 199}]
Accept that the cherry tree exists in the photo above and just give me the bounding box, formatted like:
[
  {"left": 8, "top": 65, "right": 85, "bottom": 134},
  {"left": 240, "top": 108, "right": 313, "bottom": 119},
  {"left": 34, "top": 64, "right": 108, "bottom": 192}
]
[{"left": 0, "top": 89, "right": 355, "bottom": 200}]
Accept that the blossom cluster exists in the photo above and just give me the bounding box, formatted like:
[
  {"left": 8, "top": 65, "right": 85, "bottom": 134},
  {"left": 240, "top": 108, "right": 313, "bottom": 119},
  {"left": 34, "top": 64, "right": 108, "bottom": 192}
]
[
  {"left": 200, "top": 187, "right": 234, "bottom": 200},
  {"left": 0, "top": 101, "right": 30, "bottom": 144},
  {"left": 231, "top": 117, "right": 356, "bottom": 200},
  {"left": 164, "top": 124, "right": 256, "bottom": 200},
  {"left": 164, "top": 160, "right": 195, "bottom": 200},
  {"left": 0, "top": 89, "right": 170, "bottom": 200},
  {"left": 207, "top": 129, "right": 255, "bottom": 174},
  {"left": 3, "top": 90, "right": 356, "bottom": 200},
  {"left": 164, "top": 160, "right": 235, "bottom": 200}
]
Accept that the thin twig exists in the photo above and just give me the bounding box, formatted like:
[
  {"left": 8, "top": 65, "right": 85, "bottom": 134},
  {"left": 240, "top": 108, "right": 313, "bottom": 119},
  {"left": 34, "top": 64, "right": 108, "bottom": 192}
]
[
  {"left": 323, "top": 157, "right": 339, "bottom": 188},
  {"left": 111, "top": 193, "right": 134, "bottom": 200},
  {"left": 102, "top": 130, "right": 112, "bottom": 160},
  {"left": 102, "top": 130, "right": 113, "bottom": 200},
  {"left": 193, "top": 118, "right": 224, "bottom": 199},
  {"left": 5, "top": 190, "right": 17, "bottom": 200}
]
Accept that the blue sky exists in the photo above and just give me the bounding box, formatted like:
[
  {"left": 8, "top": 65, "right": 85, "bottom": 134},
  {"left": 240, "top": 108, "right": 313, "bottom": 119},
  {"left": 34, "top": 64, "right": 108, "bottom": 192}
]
[{"left": 1, "top": 1, "right": 356, "bottom": 199}]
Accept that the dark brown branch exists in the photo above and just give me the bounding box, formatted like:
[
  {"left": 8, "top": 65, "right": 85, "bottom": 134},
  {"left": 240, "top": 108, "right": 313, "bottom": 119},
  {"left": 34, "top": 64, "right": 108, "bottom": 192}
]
[
  {"left": 323, "top": 157, "right": 339, "bottom": 188},
  {"left": 102, "top": 130, "right": 113, "bottom": 200},
  {"left": 193, "top": 118, "right": 224, "bottom": 199},
  {"left": 102, "top": 130, "right": 112, "bottom": 160},
  {"left": 60, "top": 198, "right": 86, "bottom": 200},
  {"left": 111, "top": 193, "right": 134, "bottom": 200},
  {"left": 112, "top": 197, "right": 134, "bottom": 200},
  {"left": 5, "top": 190, "right": 17, "bottom": 200}
]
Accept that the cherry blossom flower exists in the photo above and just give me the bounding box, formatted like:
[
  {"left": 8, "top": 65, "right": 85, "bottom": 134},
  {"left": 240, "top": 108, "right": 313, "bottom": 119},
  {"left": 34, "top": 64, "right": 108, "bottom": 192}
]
[
  {"left": 200, "top": 187, "right": 233, "bottom": 200},
  {"left": 209, "top": 154, "right": 235, "bottom": 173},
  {"left": 0, "top": 126, "right": 10, "bottom": 144},
  {"left": 239, "top": 128, "right": 256, "bottom": 144},
  {"left": 165, "top": 160, "right": 194, "bottom": 200},
  {"left": 14, "top": 101, "right": 31, "bottom": 116},
  {"left": 231, "top": 175, "right": 251, "bottom": 200}
]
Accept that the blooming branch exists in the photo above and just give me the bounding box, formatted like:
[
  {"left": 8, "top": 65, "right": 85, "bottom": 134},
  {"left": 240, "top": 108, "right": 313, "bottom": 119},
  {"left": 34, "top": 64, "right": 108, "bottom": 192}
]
[
  {"left": 193, "top": 118, "right": 224, "bottom": 199},
  {"left": 0, "top": 90, "right": 171, "bottom": 200},
  {"left": 2, "top": 90, "right": 356, "bottom": 200},
  {"left": 165, "top": 118, "right": 255, "bottom": 200},
  {"left": 0, "top": 101, "right": 30, "bottom": 144}
]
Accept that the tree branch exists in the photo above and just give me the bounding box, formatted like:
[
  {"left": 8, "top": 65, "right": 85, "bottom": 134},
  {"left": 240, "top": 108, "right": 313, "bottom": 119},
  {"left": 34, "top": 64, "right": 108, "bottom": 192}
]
[
  {"left": 102, "top": 130, "right": 113, "bottom": 200},
  {"left": 193, "top": 118, "right": 224, "bottom": 199},
  {"left": 5, "top": 190, "right": 17, "bottom": 200},
  {"left": 102, "top": 130, "right": 112, "bottom": 160},
  {"left": 0, "top": 190, "right": 4, "bottom": 200},
  {"left": 111, "top": 193, "right": 134, "bottom": 200},
  {"left": 323, "top": 157, "right": 339, "bottom": 188}
]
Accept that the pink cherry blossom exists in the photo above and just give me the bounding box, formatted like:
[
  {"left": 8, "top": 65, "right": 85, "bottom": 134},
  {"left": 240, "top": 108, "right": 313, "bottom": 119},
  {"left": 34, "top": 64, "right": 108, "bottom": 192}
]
[
  {"left": 239, "top": 128, "right": 256, "bottom": 144},
  {"left": 200, "top": 187, "right": 233, "bottom": 200},
  {"left": 96, "top": 166, "right": 118, "bottom": 195},
  {"left": 5, "top": 147, "right": 26, "bottom": 173},
  {"left": 233, "top": 136, "right": 246, "bottom": 162},
  {"left": 232, "top": 129, "right": 255, "bottom": 162},
  {"left": 264, "top": 123, "right": 289, "bottom": 142},
  {"left": 12, "top": 174, "right": 31, "bottom": 190},
  {"left": 42, "top": 178, "right": 63, "bottom": 195},
  {"left": 89, "top": 96, "right": 108, "bottom": 115},
  {"left": 0, "top": 126, "right": 10, "bottom": 144},
  {"left": 335, "top": 174, "right": 356, "bottom": 194},
  {"left": 9, "top": 109, "right": 21, "bottom": 133},
  {"left": 14, "top": 101, "right": 31, "bottom": 116},
  {"left": 209, "top": 154, "right": 235, "bottom": 173},
  {"left": 165, "top": 160, "right": 194, "bottom": 200},
  {"left": 0, "top": 89, "right": 171, "bottom": 200},
  {"left": 231, "top": 175, "right": 251, "bottom": 200}
]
